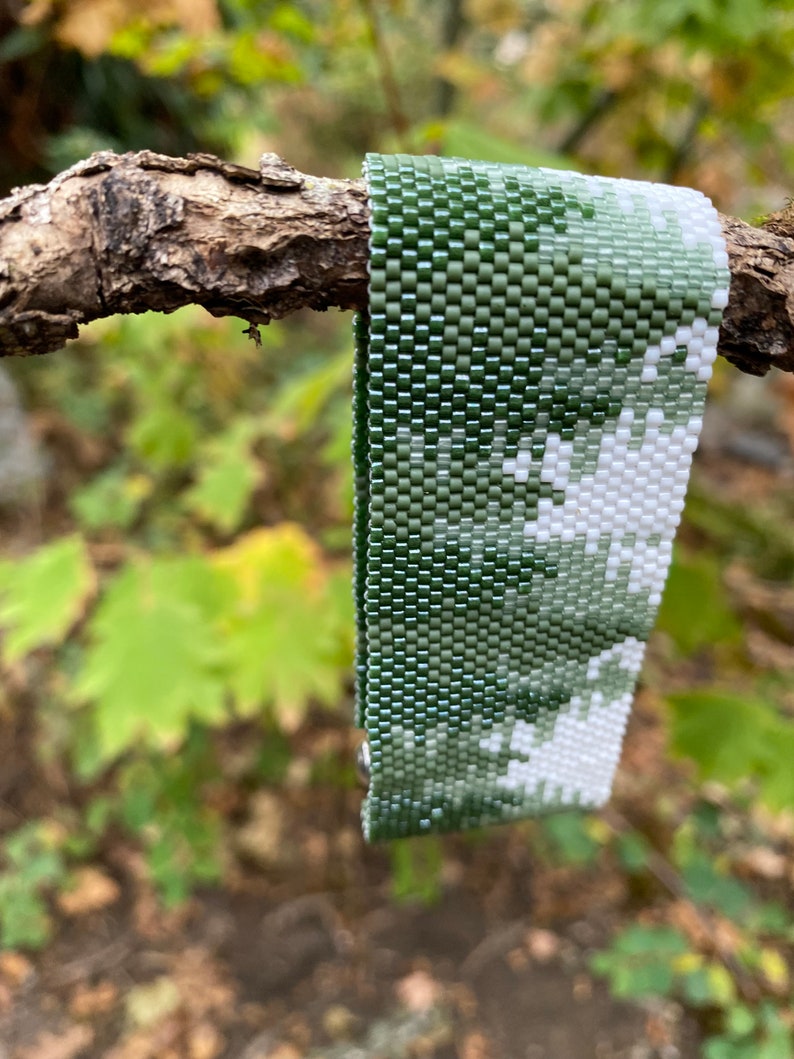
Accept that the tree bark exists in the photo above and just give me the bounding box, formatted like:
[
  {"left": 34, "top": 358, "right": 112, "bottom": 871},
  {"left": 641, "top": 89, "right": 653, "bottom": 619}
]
[{"left": 1, "top": 149, "right": 794, "bottom": 376}]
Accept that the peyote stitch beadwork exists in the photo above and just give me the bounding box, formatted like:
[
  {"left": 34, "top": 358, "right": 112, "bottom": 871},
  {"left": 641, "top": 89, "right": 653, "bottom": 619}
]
[{"left": 353, "top": 153, "right": 729, "bottom": 841}]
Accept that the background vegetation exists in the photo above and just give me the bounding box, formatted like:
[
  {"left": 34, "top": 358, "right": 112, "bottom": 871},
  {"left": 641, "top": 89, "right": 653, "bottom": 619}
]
[{"left": 1, "top": 2, "right": 794, "bottom": 1057}]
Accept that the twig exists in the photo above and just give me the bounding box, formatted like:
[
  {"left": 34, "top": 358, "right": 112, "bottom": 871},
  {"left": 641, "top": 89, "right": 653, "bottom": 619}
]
[
  {"left": 359, "top": 0, "right": 412, "bottom": 149},
  {"left": 435, "top": 0, "right": 467, "bottom": 119}
]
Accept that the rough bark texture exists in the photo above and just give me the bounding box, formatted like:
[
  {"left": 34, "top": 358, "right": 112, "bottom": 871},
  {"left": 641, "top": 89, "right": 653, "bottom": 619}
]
[
  {"left": 2, "top": 149, "right": 794, "bottom": 376},
  {"left": 0, "top": 151, "right": 370, "bottom": 358},
  {"left": 720, "top": 209, "right": 794, "bottom": 375}
]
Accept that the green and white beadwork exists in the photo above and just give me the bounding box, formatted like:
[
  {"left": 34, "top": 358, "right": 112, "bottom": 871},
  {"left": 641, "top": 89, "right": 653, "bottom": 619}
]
[{"left": 353, "top": 153, "right": 729, "bottom": 841}]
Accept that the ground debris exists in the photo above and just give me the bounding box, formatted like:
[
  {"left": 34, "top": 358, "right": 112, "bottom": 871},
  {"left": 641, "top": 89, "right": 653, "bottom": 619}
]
[{"left": 15, "top": 1025, "right": 94, "bottom": 1059}]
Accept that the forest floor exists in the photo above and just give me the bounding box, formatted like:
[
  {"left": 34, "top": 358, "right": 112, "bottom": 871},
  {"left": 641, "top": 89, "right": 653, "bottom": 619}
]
[
  {"left": 1, "top": 369, "right": 793, "bottom": 1059},
  {"left": 0, "top": 697, "right": 702, "bottom": 1059}
]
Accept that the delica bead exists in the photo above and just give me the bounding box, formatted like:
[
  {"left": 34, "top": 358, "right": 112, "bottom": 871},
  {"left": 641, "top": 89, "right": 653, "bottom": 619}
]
[{"left": 352, "top": 154, "right": 729, "bottom": 841}]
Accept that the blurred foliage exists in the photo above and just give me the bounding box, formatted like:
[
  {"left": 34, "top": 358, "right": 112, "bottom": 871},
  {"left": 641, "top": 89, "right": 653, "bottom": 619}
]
[
  {"left": 590, "top": 798, "right": 794, "bottom": 1058},
  {"left": 0, "top": 821, "right": 68, "bottom": 950},
  {"left": 390, "top": 836, "right": 444, "bottom": 905},
  {"left": 0, "top": 4, "right": 793, "bottom": 1052}
]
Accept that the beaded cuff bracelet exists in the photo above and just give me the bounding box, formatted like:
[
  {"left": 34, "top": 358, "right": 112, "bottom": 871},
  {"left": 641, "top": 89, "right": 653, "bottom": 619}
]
[{"left": 353, "top": 153, "right": 729, "bottom": 841}]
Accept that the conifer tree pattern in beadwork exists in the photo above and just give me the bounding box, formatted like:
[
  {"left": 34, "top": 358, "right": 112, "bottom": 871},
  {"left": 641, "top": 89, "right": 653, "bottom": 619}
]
[{"left": 353, "top": 154, "right": 729, "bottom": 841}]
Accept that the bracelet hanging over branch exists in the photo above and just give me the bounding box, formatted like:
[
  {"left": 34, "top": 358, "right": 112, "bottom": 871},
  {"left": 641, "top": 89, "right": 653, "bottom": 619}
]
[{"left": 0, "top": 149, "right": 793, "bottom": 377}]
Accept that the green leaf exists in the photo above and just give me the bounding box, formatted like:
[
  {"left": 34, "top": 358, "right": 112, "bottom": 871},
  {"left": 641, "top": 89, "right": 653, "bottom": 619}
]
[
  {"left": 756, "top": 725, "right": 794, "bottom": 811},
  {"left": 227, "top": 28, "right": 302, "bottom": 85},
  {"left": 146, "top": 812, "right": 221, "bottom": 908},
  {"left": 611, "top": 924, "right": 690, "bottom": 958},
  {"left": 70, "top": 467, "right": 151, "bottom": 531},
  {"left": 0, "top": 878, "right": 53, "bottom": 950},
  {"left": 726, "top": 1005, "right": 757, "bottom": 1038},
  {"left": 667, "top": 691, "right": 777, "bottom": 783},
  {"left": 0, "top": 535, "right": 95, "bottom": 663},
  {"left": 757, "top": 1025, "right": 794, "bottom": 1059},
  {"left": 684, "top": 485, "right": 794, "bottom": 581},
  {"left": 213, "top": 524, "right": 352, "bottom": 728},
  {"left": 615, "top": 830, "right": 652, "bottom": 872},
  {"left": 268, "top": 3, "right": 316, "bottom": 42},
  {"left": 668, "top": 691, "right": 794, "bottom": 810},
  {"left": 751, "top": 900, "right": 790, "bottom": 935},
  {"left": 73, "top": 557, "right": 230, "bottom": 760},
  {"left": 703, "top": 1039, "right": 753, "bottom": 1059},
  {"left": 390, "top": 837, "right": 443, "bottom": 906},
  {"left": 680, "top": 966, "right": 715, "bottom": 1006},
  {"left": 540, "top": 810, "right": 601, "bottom": 866},
  {"left": 184, "top": 422, "right": 261, "bottom": 534},
  {"left": 264, "top": 350, "right": 352, "bottom": 440},
  {"left": 127, "top": 404, "right": 197, "bottom": 469},
  {"left": 681, "top": 852, "right": 753, "bottom": 919},
  {"left": 657, "top": 551, "right": 741, "bottom": 655},
  {"left": 0, "top": 25, "right": 45, "bottom": 63},
  {"left": 591, "top": 925, "right": 690, "bottom": 1000},
  {"left": 721, "top": 0, "right": 766, "bottom": 43},
  {"left": 433, "top": 118, "right": 580, "bottom": 172},
  {"left": 0, "top": 821, "right": 67, "bottom": 950}
]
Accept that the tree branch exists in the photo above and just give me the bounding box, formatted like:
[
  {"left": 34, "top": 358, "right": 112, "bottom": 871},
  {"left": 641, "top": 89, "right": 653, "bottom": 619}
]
[
  {"left": 0, "top": 151, "right": 370, "bottom": 358},
  {"left": 2, "top": 149, "right": 794, "bottom": 376}
]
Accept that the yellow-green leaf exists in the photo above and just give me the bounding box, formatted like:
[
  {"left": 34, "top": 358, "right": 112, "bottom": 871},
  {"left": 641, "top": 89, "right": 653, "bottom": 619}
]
[
  {"left": 73, "top": 557, "right": 230, "bottom": 760},
  {"left": 213, "top": 524, "right": 352, "bottom": 727},
  {"left": 759, "top": 947, "right": 789, "bottom": 992},
  {"left": 0, "top": 535, "right": 95, "bottom": 663},
  {"left": 704, "top": 962, "right": 737, "bottom": 1007}
]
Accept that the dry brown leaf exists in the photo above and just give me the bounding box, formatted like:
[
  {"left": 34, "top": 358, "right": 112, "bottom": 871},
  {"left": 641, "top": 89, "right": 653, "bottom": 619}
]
[
  {"left": 166, "top": 0, "right": 220, "bottom": 35},
  {"left": 737, "top": 846, "right": 788, "bottom": 880},
  {"left": 187, "top": 1021, "right": 224, "bottom": 1059},
  {"left": 57, "top": 867, "right": 121, "bottom": 917},
  {"left": 645, "top": 1011, "right": 674, "bottom": 1048},
  {"left": 54, "top": 0, "right": 125, "bottom": 56},
  {"left": 572, "top": 973, "right": 592, "bottom": 1001},
  {"left": 459, "top": 1031, "right": 494, "bottom": 1059},
  {"left": 0, "top": 950, "right": 34, "bottom": 987},
  {"left": 505, "top": 947, "right": 528, "bottom": 971},
  {"left": 711, "top": 916, "right": 745, "bottom": 957},
  {"left": 168, "top": 947, "right": 235, "bottom": 1019},
  {"left": 320, "top": 1005, "right": 356, "bottom": 1041},
  {"left": 524, "top": 927, "right": 560, "bottom": 962},
  {"left": 263, "top": 1046, "right": 302, "bottom": 1059},
  {"left": 103, "top": 948, "right": 234, "bottom": 1059},
  {"left": 54, "top": 0, "right": 219, "bottom": 57},
  {"left": 395, "top": 968, "right": 442, "bottom": 1012},
  {"left": 105, "top": 1016, "right": 181, "bottom": 1059},
  {"left": 17, "top": 1024, "right": 94, "bottom": 1059},
  {"left": 465, "top": 0, "right": 524, "bottom": 33},
  {"left": 449, "top": 982, "right": 478, "bottom": 1020},
  {"left": 667, "top": 900, "right": 712, "bottom": 950},
  {"left": 301, "top": 830, "right": 329, "bottom": 869},
  {"left": 234, "top": 791, "right": 289, "bottom": 870},
  {"left": 668, "top": 900, "right": 744, "bottom": 958},
  {"left": 19, "top": 0, "right": 53, "bottom": 26},
  {"left": 745, "top": 629, "right": 794, "bottom": 672},
  {"left": 69, "top": 980, "right": 119, "bottom": 1019},
  {"left": 125, "top": 976, "right": 181, "bottom": 1030}
]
